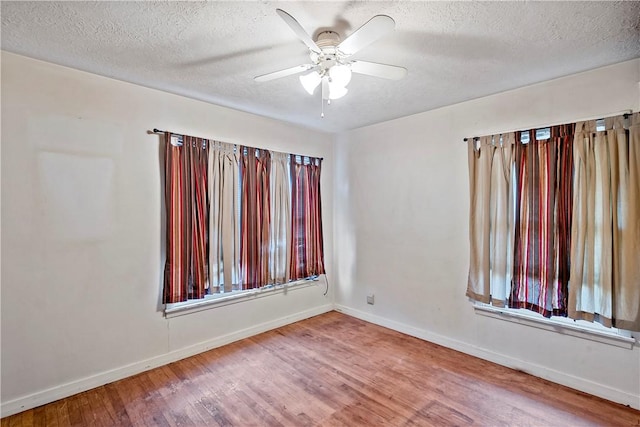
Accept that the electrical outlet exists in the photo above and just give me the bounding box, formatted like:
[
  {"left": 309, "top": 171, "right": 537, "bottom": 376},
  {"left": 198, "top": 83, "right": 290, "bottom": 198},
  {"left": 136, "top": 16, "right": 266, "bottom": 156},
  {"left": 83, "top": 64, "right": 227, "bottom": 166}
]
[{"left": 366, "top": 294, "right": 375, "bottom": 305}]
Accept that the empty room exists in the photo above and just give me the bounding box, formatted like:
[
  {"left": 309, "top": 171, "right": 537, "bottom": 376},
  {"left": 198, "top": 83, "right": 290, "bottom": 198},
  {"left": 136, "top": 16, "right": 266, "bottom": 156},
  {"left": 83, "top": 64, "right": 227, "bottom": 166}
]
[{"left": 1, "top": 1, "right": 639, "bottom": 425}]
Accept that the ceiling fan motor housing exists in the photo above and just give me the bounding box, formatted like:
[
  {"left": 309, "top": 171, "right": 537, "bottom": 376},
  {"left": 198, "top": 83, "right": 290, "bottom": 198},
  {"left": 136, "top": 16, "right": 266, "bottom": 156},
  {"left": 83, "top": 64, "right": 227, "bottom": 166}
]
[
  {"left": 310, "top": 31, "right": 342, "bottom": 67},
  {"left": 316, "top": 31, "right": 340, "bottom": 50}
]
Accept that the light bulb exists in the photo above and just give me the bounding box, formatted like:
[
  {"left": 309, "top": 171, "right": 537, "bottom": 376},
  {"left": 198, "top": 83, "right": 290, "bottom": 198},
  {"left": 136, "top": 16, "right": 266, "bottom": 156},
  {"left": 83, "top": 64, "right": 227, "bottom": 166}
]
[
  {"left": 299, "top": 71, "right": 321, "bottom": 95},
  {"left": 328, "top": 82, "right": 348, "bottom": 100},
  {"left": 329, "top": 64, "right": 352, "bottom": 87}
]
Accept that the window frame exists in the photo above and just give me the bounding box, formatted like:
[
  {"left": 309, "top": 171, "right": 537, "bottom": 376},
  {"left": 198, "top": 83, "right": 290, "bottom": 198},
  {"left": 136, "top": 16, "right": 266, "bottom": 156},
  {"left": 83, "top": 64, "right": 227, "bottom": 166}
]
[
  {"left": 165, "top": 276, "right": 323, "bottom": 318},
  {"left": 474, "top": 303, "right": 636, "bottom": 349}
]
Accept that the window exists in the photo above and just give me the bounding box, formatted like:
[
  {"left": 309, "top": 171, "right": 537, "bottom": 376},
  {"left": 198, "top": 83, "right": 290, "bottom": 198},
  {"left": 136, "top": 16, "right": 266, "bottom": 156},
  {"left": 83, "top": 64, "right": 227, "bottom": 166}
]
[
  {"left": 162, "top": 132, "right": 325, "bottom": 312},
  {"left": 466, "top": 112, "right": 640, "bottom": 333}
]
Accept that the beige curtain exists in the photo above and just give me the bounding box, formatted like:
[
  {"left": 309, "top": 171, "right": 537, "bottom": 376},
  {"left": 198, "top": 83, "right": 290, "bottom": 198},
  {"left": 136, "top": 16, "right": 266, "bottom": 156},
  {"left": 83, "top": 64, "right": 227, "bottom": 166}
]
[
  {"left": 569, "top": 112, "right": 640, "bottom": 331},
  {"left": 269, "top": 152, "right": 292, "bottom": 284},
  {"left": 490, "top": 134, "right": 515, "bottom": 306},
  {"left": 208, "top": 141, "right": 240, "bottom": 293},
  {"left": 467, "top": 134, "right": 515, "bottom": 306}
]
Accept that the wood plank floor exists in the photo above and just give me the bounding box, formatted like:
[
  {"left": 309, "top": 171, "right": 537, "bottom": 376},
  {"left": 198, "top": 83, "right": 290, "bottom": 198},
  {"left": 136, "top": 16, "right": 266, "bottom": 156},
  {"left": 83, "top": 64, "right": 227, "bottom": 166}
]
[{"left": 3, "top": 311, "right": 639, "bottom": 426}]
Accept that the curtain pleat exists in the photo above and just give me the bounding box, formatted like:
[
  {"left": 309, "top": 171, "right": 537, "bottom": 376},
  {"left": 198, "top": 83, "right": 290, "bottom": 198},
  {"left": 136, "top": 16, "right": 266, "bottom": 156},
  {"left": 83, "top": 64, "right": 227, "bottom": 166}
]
[
  {"left": 510, "top": 125, "right": 573, "bottom": 317},
  {"left": 240, "top": 147, "right": 271, "bottom": 289},
  {"left": 290, "top": 157, "right": 325, "bottom": 279},
  {"left": 208, "top": 141, "right": 240, "bottom": 293},
  {"left": 163, "top": 134, "right": 209, "bottom": 303},
  {"left": 570, "top": 113, "right": 640, "bottom": 330},
  {"left": 269, "top": 152, "right": 292, "bottom": 284}
]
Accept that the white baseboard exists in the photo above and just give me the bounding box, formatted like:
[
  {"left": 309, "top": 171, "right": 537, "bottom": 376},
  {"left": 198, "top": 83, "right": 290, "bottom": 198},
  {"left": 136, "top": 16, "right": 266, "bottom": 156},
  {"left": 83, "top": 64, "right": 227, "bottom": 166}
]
[
  {"left": 1, "top": 303, "right": 333, "bottom": 418},
  {"left": 5, "top": 302, "right": 637, "bottom": 417},
  {"left": 334, "top": 304, "right": 640, "bottom": 410}
]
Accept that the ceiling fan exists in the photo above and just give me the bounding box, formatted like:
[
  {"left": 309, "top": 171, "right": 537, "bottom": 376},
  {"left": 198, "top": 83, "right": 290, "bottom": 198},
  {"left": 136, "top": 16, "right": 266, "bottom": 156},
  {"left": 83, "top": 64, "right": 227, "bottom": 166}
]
[{"left": 255, "top": 9, "right": 407, "bottom": 115}]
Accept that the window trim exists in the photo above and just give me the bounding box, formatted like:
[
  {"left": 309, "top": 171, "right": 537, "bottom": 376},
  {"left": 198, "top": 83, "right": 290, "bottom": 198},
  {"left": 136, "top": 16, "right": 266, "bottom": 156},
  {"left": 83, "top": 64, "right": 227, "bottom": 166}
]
[
  {"left": 165, "top": 277, "right": 322, "bottom": 318},
  {"left": 474, "top": 304, "right": 636, "bottom": 349}
]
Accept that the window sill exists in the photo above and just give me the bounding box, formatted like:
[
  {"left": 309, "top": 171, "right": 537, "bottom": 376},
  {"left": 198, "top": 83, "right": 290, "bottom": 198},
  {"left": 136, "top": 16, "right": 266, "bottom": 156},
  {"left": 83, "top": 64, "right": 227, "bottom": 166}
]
[
  {"left": 165, "top": 278, "right": 322, "bottom": 319},
  {"left": 474, "top": 304, "right": 636, "bottom": 349}
]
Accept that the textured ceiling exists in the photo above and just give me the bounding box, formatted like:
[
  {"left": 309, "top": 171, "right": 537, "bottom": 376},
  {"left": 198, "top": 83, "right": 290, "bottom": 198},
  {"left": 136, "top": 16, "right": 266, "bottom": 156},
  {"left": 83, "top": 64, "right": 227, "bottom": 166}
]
[{"left": 2, "top": 1, "right": 639, "bottom": 133}]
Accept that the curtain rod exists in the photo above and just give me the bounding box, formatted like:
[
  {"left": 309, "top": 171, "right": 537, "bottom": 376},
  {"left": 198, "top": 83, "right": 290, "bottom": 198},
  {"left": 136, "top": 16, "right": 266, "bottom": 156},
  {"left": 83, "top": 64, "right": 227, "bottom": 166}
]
[
  {"left": 462, "top": 110, "right": 634, "bottom": 142},
  {"left": 151, "top": 128, "right": 323, "bottom": 161}
]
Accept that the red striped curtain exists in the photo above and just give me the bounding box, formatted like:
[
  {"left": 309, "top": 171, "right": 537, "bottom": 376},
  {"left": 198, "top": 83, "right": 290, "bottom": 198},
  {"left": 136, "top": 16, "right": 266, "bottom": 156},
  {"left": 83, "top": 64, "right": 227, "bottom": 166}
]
[
  {"left": 510, "top": 124, "right": 574, "bottom": 316},
  {"left": 163, "top": 134, "right": 209, "bottom": 303},
  {"left": 240, "top": 147, "right": 271, "bottom": 289},
  {"left": 290, "top": 157, "right": 325, "bottom": 279}
]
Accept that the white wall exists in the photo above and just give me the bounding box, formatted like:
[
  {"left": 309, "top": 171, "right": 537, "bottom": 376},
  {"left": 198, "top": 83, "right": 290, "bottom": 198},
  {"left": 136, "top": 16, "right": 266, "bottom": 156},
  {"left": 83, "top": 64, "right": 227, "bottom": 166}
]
[
  {"left": 334, "top": 59, "right": 640, "bottom": 408},
  {"left": 0, "top": 52, "right": 334, "bottom": 415}
]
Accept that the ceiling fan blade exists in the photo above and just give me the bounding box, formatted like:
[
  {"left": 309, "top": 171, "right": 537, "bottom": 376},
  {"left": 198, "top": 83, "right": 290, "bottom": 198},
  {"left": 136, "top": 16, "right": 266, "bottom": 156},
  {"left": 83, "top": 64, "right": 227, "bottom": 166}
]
[
  {"left": 337, "top": 15, "right": 395, "bottom": 56},
  {"left": 276, "top": 9, "right": 321, "bottom": 53},
  {"left": 254, "top": 64, "right": 313, "bottom": 82},
  {"left": 350, "top": 60, "right": 407, "bottom": 80}
]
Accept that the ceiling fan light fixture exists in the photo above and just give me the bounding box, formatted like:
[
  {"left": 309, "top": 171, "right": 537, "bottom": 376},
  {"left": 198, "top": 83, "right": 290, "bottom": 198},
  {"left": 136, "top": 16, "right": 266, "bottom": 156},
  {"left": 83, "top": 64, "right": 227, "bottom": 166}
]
[
  {"left": 299, "top": 71, "right": 322, "bottom": 95},
  {"left": 329, "top": 64, "right": 352, "bottom": 87}
]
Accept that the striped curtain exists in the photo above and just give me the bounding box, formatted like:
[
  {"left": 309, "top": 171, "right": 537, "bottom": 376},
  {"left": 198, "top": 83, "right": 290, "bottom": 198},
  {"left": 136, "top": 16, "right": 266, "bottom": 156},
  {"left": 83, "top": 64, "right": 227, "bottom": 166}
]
[
  {"left": 240, "top": 147, "right": 272, "bottom": 289},
  {"left": 510, "top": 124, "right": 574, "bottom": 317},
  {"left": 162, "top": 131, "right": 326, "bottom": 303},
  {"left": 163, "top": 133, "right": 209, "bottom": 303},
  {"left": 290, "top": 156, "right": 325, "bottom": 279}
]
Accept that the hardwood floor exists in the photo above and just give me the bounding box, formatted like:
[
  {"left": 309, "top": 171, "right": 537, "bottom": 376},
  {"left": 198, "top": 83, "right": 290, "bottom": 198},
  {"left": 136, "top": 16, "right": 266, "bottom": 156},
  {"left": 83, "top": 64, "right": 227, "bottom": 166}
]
[{"left": 3, "top": 311, "right": 639, "bottom": 426}]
